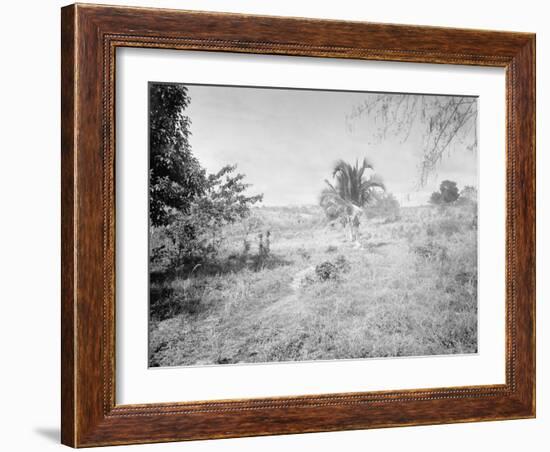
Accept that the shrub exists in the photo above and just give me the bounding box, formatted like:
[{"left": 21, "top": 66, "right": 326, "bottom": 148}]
[
  {"left": 425, "top": 218, "right": 462, "bottom": 238},
  {"left": 315, "top": 261, "right": 340, "bottom": 281},
  {"left": 429, "top": 191, "right": 443, "bottom": 205},
  {"left": 437, "top": 218, "right": 461, "bottom": 236},
  {"left": 365, "top": 192, "right": 401, "bottom": 222},
  {"left": 430, "top": 180, "right": 459, "bottom": 205},
  {"left": 334, "top": 255, "right": 351, "bottom": 273},
  {"left": 314, "top": 255, "right": 351, "bottom": 281},
  {"left": 258, "top": 231, "right": 271, "bottom": 257},
  {"left": 159, "top": 165, "right": 264, "bottom": 269},
  {"left": 412, "top": 242, "right": 448, "bottom": 262},
  {"left": 457, "top": 185, "right": 477, "bottom": 205},
  {"left": 253, "top": 230, "right": 273, "bottom": 270}
]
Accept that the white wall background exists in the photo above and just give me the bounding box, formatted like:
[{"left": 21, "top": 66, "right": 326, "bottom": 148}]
[{"left": 0, "top": 1, "right": 545, "bottom": 450}]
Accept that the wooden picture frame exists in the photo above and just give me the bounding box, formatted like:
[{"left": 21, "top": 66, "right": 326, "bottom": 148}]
[{"left": 61, "top": 3, "right": 535, "bottom": 447}]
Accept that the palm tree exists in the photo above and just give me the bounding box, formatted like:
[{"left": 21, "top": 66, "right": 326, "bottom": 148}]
[{"left": 320, "top": 158, "right": 385, "bottom": 242}]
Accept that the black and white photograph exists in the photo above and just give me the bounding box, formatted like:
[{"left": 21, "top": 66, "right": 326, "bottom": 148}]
[
  {"left": 148, "top": 82, "right": 479, "bottom": 368},
  {"left": 1, "top": 0, "right": 542, "bottom": 449}
]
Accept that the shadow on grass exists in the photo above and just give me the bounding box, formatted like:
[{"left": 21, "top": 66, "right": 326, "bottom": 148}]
[
  {"left": 151, "top": 253, "right": 292, "bottom": 283},
  {"left": 150, "top": 253, "right": 293, "bottom": 321},
  {"left": 363, "top": 241, "right": 392, "bottom": 252},
  {"left": 200, "top": 253, "right": 293, "bottom": 276}
]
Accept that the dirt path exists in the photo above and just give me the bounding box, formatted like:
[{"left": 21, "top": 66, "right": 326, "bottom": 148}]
[
  {"left": 263, "top": 266, "right": 315, "bottom": 315},
  {"left": 262, "top": 240, "right": 395, "bottom": 317}
]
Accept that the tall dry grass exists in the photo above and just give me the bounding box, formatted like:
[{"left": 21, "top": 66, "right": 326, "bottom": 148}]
[{"left": 149, "top": 203, "right": 478, "bottom": 367}]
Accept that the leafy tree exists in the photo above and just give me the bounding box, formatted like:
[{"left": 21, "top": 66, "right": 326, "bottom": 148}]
[
  {"left": 429, "top": 191, "right": 443, "bottom": 205},
  {"left": 320, "top": 158, "right": 384, "bottom": 241},
  {"left": 430, "top": 180, "right": 459, "bottom": 205},
  {"left": 165, "top": 165, "right": 263, "bottom": 267},
  {"left": 440, "top": 180, "right": 459, "bottom": 203},
  {"left": 458, "top": 185, "right": 477, "bottom": 203},
  {"left": 346, "top": 95, "right": 477, "bottom": 186},
  {"left": 148, "top": 84, "right": 263, "bottom": 269},
  {"left": 196, "top": 165, "right": 264, "bottom": 227},
  {"left": 149, "top": 83, "right": 206, "bottom": 226}
]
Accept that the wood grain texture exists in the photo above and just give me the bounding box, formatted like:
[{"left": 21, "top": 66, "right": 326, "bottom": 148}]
[
  {"left": 60, "top": 5, "right": 76, "bottom": 447},
  {"left": 60, "top": 3, "right": 536, "bottom": 447}
]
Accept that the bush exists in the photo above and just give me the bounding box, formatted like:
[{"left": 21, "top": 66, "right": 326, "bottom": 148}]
[
  {"left": 315, "top": 261, "right": 339, "bottom": 281},
  {"left": 412, "top": 242, "right": 448, "bottom": 262},
  {"left": 335, "top": 255, "right": 351, "bottom": 273},
  {"left": 365, "top": 192, "right": 401, "bottom": 222},
  {"left": 437, "top": 218, "right": 461, "bottom": 236},
  {"left": 314, "top": 256, "right": 351, "bottom": 281},
  {"left": 457, "top": 185, "right": 477, "bottom": 205},
  {"left": 426, "top": 218, "right": 462, "bottom": 238},
  {"left": 157, "top": 165, "right": 264, "bottom": 270},
  {"left": 430, "top": 180, "right": 459, "bottom": 205},
  {"left": 429, "top": 191, "right": 443, "bottom": 205},
  {"left": 254, "top": 231, "right": 272, "bottom": 270}
]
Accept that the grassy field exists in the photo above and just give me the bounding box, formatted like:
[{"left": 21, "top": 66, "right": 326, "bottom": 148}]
[{"left": 149, "top": 203, "right": 478, "bottom": 367}]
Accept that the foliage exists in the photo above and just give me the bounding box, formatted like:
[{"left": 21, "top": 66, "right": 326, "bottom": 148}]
[
  {"left": 346, "top": 95, "right": 477, "bottom": 186},
  {"left": 321, "top": 159, "right": 384, "bottom": 212},
  {"left": 162, "top": 165, "right": 263, "bottom": 268},
  {"left": 364, "top": 192, "right": 401, "bottom": 221},
  {"left": 456, "top": 185, "right": 478, "bottom": 205},
  {"left": 430, "top": 180, "right": 460, "bottom": 205},
  {"left": 334, "top": 255, "right": 351, "bottom": 273},
  {"left": 315, "top": 261, "right": 339, "bottom": 281},
  {"left": 439, "top": 180, "right": 460, "bottom": 203},
  {"left": 314, "top": 255, "right": 350, "bottom": 282},
  {"left": 240, "top": 214, "right": 264, "bottom": 255},
  {"left": 254, "top": 231, "right": 272, "bottom": 270},
  {"left": 320, "top": 158, "right": 385, "bottom": 241},
  {"left": 412, "top": 242, "right": 449, "bottom": 261},
  {"left": 149, "top": 83, "right": 207, "bottom": 226},
  {"left": 426, "top": 217, "right": 462, "bottom": 238},
  {"left": 148, "top": 84, "right": 263, "bottom": 268},
  {"left": 194, "top": 165, "right": 263, "bottom": 229},
  {"left": 429, "top": 191, "right": 443, "bottom": 205}
]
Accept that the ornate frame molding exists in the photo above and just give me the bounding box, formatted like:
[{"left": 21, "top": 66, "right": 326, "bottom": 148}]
[{"left": 61, "top": 4, "right": 535, "bottom": 447}]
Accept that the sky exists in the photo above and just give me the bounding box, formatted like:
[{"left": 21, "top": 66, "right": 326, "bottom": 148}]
[{"left": 182, "top": 84, "right": 478, "bottom": 206}]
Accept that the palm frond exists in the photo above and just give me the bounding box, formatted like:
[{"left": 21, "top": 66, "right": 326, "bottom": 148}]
[
  {"left": 332, "top": 159, "right": 384, "bottom": 205},
  {"left": 320, "top": 184, "right": 352, "bottom": 221}
]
